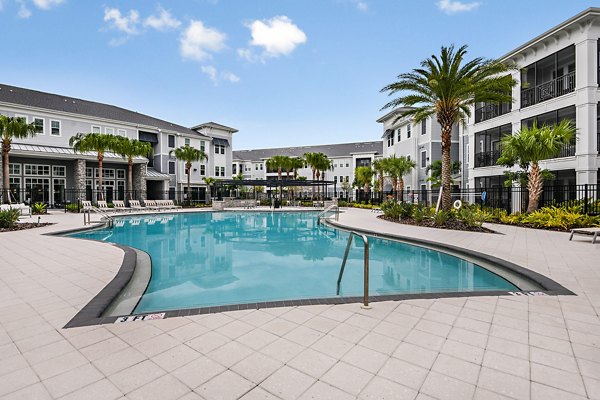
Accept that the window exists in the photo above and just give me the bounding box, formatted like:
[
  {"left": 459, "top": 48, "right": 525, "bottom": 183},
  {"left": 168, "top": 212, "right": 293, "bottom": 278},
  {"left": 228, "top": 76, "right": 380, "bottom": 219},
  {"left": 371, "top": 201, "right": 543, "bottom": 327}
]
[
  {"left": 185, "top": 138, "right": 190, "bottom": 146},
  {"left": 117, "top": 170, "right": 125, "bottom": 179},
  {"left": 334, "top": 176, "right": 338, "bottom": 183},
  {"left": 420, "top": 151, "right": 427, "bottom": 168},
  {"left": 91, "top": 125, "right": 101, "bottom": 134},
  {"left": 200, "top": 141, "right": 205, "bottom": 152},
  {"left": 86, "top": 167, "right": 93, "bottom": 178},
  {"left": 346, "top": 176, "right": 349, "bottom": 182},
  {"left": 260, "top": 164, "right": 263, "bottom": 170},
  {"left": 255, "top": 164, "right": 259, "bottom": 170},
  {"left": 232, "top": 164, "right": 237, "bottom": 174},
  {"left": 407, "top": 124, "right": 411, "bottom": 139},
  {"left": 387, "top": 132, "right": 394, "bottom": 147},
  {"left": 50, "top": 120, "right": 61, "bottom": 136},
  {"left": 105, "top": 127, "right": 114, "bottom": 135},
  {"left": 52, "top": 166, "right": 66, "bottom": 177},
  {"left": 220, "top": 167, "right": 225, "bottom": 176},
  {"left": 397, "top": 128, "right": 401, "bottom": 142},
  {"left": 345, "top": 162, "right": 349, "bottom": 168},
  {"left": 117, "top": 129, "right": 126, "bottom": 136},
  {"left": 221, "top": 145, "right": 225, "bottom": 155},
  {"left": 200, "top": 165, "right": 205, "bottom": 175},
  {"left": 168, "top": 135, "right": 175, "bottom": 148},
  {"left": 9, "top": 164, "right": 21, "bottom": 176},
  {"left": 168, "top": 161, "right": 175, "bottom": 175},
  {"left": 421, "top": 120, "right": 426, "bottom": 135},
  {"left": 215, "top": 166, "right": 220, "bottom": 176},
  {"left": 33, "top": 118, "right": 44, "bottom": 134},
  {"left": 24, "top": 164, "right": 50, "bottom": 176}
]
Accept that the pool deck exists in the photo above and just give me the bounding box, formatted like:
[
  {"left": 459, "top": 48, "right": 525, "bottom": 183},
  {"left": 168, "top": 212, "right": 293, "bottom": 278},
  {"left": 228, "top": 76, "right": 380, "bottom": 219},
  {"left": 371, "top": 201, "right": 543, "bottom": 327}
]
[{"left": 0, "top": 207, "right": 599, "bottom": 399}]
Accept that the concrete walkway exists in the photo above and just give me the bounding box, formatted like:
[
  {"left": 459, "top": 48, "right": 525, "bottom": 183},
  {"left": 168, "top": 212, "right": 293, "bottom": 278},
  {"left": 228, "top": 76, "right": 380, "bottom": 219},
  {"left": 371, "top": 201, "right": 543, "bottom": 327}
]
[{"left": 0, "top": 208, "right": 598, "bottom": 399}]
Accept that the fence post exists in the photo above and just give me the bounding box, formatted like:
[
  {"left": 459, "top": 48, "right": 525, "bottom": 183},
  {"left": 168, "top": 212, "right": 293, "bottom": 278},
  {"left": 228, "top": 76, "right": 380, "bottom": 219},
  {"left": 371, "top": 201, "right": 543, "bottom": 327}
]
[{"left": 584, "top": 184, "right": 589, "bottom": 215}]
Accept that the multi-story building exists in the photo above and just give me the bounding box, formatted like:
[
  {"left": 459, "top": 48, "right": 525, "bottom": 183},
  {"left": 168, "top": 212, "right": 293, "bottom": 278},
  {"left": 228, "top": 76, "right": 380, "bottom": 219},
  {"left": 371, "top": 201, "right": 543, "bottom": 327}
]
[
  {"left": 0, "top": 84, "right": 236, "bottom": 205},
  {"left": 377, "top": 110, "right": 460, "bottom": 192},
  {"left": 464, "top": 7, "right": 600, "bottom": 190},
  {"left": 232, "top": 141, "right": 383, "bottom": 197}
]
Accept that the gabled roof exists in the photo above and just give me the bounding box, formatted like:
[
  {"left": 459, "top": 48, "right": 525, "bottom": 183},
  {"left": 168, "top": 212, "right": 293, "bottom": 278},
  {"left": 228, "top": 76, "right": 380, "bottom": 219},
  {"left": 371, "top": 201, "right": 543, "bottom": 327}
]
[
  {"left": 0, "top": 83, "right": 207, "bottom": 137},
  {"left": 376, "top": 107, "right": 414, "bottom": 123},
  {"left": 233, "top": 141, "right": 383, "bottom": 162},
  {"left": 192, "top": 121, "right": 238, "bottom": 133}
]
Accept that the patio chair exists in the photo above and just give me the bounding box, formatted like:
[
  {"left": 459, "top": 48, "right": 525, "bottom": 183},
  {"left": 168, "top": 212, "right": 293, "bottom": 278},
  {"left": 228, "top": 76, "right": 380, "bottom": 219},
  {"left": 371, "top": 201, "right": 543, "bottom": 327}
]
[
  {"left": 162, "top": 200, "right": 182, "bottom": 209},
  {"left": 0, "top": 203, "right": 31, "bottom": 217},
  {"left": 143, "top": 200, "right": 161, "bottom": 211},
  {"left": 97, "top": 201, "right": 113, "bottom": 212},
  {"left": 112, "top": 200, "right": 130, "bottom": 213},
  {"left": 81, "top": 201, "right": 93, "bottom": 211},
  {"left": 128, "top": 200, "right": 145, "bottom": 211},
  {"left": 570, "top": 228, "right": 600, "bottom": 244}
]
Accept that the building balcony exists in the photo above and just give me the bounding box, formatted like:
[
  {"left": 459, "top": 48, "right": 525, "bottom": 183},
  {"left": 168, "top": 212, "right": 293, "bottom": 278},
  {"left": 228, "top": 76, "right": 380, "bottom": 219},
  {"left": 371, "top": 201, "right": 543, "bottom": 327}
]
[
  {"left": 474, "top": 102, "right": 512, "bottom": 123},
  {"left": 474, "top": 150, "right": 502, "bottom": 168},
  {"left": 520, "top": 71, "right": 575, "bottom": 108}
]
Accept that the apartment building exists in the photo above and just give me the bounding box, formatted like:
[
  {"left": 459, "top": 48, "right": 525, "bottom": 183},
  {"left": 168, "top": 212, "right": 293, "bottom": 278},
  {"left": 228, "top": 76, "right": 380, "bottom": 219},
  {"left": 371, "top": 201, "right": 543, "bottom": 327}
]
[
  {"left": 232, "top": 141, "right": 383, "bottom": 197},
  {"left": 377, "top": 110, "right": 460, "bottom": 192},
  {"left": 0, "top": 84, "right": 236, "bottom": 205},
  {"left": 464, "top": 7, "right": 600, "bottom": 189}
]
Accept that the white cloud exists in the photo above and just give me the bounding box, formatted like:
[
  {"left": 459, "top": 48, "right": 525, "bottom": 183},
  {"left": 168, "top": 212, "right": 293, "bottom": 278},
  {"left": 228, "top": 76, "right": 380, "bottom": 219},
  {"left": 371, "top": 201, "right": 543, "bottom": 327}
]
[
  {"left": 0, "top": 1, "right": 5, "bottom": 11},
  {"left": 355, "top": 1, "right": 368, "bottom": 12},
  {"left": 180, "top": 20, "right": 226, "bottom": 62},
  {"left": 16, "top": 0, "right": 31, "bottom": 18},
  {"left": 144, "top": 7, "right": 181, "bottom": 31},
  {"left": 32, "top": 0, "right": 64, "bottom": 10},
  {"left": 437, "top": 0, "right": 480, "bottom": 14},
  {"left": 201, "top": 65, "right": 240, "bottom": 85},
  {"left": 239, "top": 16, "right": 306, "bottom": 62},
  {"left": 104, "top": 7, "right": 140, "bottom": 36}
]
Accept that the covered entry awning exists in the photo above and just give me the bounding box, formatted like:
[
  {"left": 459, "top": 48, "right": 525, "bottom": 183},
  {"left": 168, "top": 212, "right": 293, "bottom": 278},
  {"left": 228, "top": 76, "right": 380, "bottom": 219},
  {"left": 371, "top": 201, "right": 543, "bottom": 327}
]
[
  {"left": 10, "top": 143, "right": 147, "bottom": 163},
  {"left": 146, "top": 167, "right": 171, "bottom": 181}
]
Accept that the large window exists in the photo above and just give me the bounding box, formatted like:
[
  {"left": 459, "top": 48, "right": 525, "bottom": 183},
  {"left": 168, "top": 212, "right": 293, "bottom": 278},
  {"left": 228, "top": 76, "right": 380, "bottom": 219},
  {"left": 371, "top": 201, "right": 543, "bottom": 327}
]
[
  {"left": 24, "top": 164, "right": 50, "bottom": 176},
  {"left": 407, "top": 124, "right": 411, "bottom": 139},
  {"left": 421, "top": 120, "right": 426, "bottom": 135},
  {"left": 168, "top": 135, "right": 175, "bottom": 148},
  {"left": 475, "top": 99, "right": 512, "bottom": 123},
  {"left": 474, "top": 124, "right": 512, "bottom": 168},
  {"left": 521, "top": 105, "right": 576, "bottom": 158},
  {"left": 521, "top": 45, "right": 576, "bottom": 108},
  {"left": 200, "top": 165, "right": 205, "bottom": 175},
  {"left": 105, "top": 127, "right": 114, "bottom": 135},
  {"left": 386, "top": 131, "right": 394, "bottom": 147},
  {"left": 200, "top": 141, "right": 205, "bottom": 152},
  {"left": 33, "top": 118, "right": 44, "bottom": 134},
  {"left": 168, "top": 161, "right": 175, "bottom": 174},
  {"left": 420, "top": 151, "right": 427, "bottom": 168},
  {"left": 397, "top": 128, "right": 401, "bottom": 142},
  {"left": 91, "top": 125, "right": 101, "bottom": 134}
]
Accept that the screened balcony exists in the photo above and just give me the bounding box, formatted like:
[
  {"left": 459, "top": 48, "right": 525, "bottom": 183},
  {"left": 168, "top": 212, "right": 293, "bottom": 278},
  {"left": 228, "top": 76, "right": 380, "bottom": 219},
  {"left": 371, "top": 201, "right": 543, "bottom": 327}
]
[
  {"left": 474, "top": 124, "right": 512, "bottom": 168},
  {"left": 521, "top": 106, "right": 577, "bottom": 158},
  {"left": 474, "top": 102, "right": 512, "bottom": 123},
  {"left": 520, "top": 45, "right": 575, "bottom": 108}
]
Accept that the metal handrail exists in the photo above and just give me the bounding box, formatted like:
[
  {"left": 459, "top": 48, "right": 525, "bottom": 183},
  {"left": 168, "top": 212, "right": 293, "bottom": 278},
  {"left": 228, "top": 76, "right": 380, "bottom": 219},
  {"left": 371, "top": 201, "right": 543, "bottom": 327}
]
[
  {"left": 84, "top": 206, "right": 114, "bottom": 227},
  {"left": 317, "top": 204, "right": 339, "bottom": 224},
  {"left": 336, "top": 231, "right": 370, "bottom": 308}
]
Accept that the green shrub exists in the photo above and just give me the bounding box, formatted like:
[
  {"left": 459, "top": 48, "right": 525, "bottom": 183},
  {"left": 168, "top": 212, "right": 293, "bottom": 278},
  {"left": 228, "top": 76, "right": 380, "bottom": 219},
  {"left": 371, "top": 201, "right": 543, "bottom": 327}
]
[
  {"left": 300, "top": 201, "right": 313, "bottom": 207},
  {"left": 457, "top": 207, "right": 483, "bottom": 228},
  {"left": 411, "top": 204, "right": 432, "bottom": 223},
  {"left": 65, "top": 203, "right": 80, "bottom": 213},
  {"left": 32, "top": 202, "right": 47, "bottom": 215},
  {"left": 520, "top": 206, "right": 600, "bottom": 230},
  {"left": 433, "top": 210, "right": 452, "bottom": 226},
  {"left": 0, "top": 209, "right": 21, "bottom": 228},
  {"left": 381, "top": 201, "right": 402, "bottom": 219}
]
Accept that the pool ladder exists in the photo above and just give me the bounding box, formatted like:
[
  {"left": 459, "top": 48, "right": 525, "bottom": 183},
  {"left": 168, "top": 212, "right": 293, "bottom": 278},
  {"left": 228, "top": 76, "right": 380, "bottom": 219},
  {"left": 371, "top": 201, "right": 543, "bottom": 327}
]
[
  {"left": 317, "top": 204, "right": 339, "bottom": 224},
  {"left": 337, "top": 231, "right": 370, "bottom": 308},
  {"left": 83, "top": 207, "right": 114, "bottom": 228}
]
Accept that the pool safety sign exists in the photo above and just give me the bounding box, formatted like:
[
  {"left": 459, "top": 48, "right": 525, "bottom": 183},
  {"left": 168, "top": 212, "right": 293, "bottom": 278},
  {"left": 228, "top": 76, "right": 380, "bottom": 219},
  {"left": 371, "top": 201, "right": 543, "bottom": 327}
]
[{"left": 115, "top": 313, "right": 165, "bottom": 323}]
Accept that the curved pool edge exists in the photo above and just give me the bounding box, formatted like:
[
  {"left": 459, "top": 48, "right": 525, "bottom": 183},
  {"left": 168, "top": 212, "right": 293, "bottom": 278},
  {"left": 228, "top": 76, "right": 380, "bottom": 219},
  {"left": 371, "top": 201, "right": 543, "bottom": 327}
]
[{"left": 324, "top": 218, "right": 575, "bottom": 297}]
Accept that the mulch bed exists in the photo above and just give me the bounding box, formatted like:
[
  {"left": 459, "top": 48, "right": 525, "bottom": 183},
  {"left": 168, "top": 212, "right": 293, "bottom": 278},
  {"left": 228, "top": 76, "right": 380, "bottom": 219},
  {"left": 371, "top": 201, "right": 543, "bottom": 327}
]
[
  {"left": 378, "top": 215, "right": 496, "bottom": 233},
  {"left": 0, "top": 223, "right": 54, "bottom": 233}
]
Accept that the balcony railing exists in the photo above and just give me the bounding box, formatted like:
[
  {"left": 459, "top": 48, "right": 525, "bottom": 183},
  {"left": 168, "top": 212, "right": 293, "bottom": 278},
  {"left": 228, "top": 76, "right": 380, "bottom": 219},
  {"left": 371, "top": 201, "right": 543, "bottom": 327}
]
[
  {"left": 474, "top": 103, "right": 511, "bottom": 123},
  {"left": 474, "top": 149, "right": 502, "bottom": 168},
  {"left": 540, "top": 141, "right": 576, "bottom": 160},
  {"left": 521, "top": 71, "right": 576, "bottom": 108}
]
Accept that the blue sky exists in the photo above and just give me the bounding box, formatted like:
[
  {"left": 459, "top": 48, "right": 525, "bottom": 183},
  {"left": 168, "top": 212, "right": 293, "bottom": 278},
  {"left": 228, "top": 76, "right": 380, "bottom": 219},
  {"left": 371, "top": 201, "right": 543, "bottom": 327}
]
[{"left": 0, "top": 0, "right": 594, "bottom": 149}]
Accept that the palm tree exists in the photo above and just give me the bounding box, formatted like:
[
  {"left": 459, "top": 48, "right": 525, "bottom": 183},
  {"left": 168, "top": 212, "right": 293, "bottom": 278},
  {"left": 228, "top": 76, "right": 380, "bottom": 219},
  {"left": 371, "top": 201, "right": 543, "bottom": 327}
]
[
  {"left": 113, "top": 137, "right": 153, "bottom": 200},
  {"left": 381, "top": 44, "right": 516, "bottom": 211},
  {"left": 354, "top": 166, "right": 374, "bottom": 195},
  {"left": 1, "top": 116, "right": 37, "bottom": 204},
  {"left": 70, "top": 133, "right": 118, "bottom": 201},
  {"left": 426, "top": 160, "right": 461, "bottom": 188},
  {"left": 266, "top": 155, "right": 288, "bottom": 200},
  {"left": 384, "top": 155, "right": 416, "bottom": 198},
  {"left": 169, "top": 144, "right": 208, "bottom": 205},
  {"left": 318, "top": 157, "right": 333, "bottom": 200},
  {"left": 290, "top": 157, "right": 305, "bottom": 200},
  {"left": 303, "top": 152, "right": 319, "bottom": 200},
  {"left": 203, "top": 176, "right": 216, "bottom": 203},
  {"left": 497, "top": 120, "right": 575, "bottom": 212},
  {"left": 372, "top": 159, "right": 386, "bottom": 198}
]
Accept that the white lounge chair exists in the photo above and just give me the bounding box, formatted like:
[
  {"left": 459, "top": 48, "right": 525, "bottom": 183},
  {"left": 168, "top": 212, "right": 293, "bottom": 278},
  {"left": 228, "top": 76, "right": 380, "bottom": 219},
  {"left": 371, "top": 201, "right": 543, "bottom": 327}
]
[
  {"left": 97, "top": 201, "right": 113, "bottom": 212},
  {"left": 0, "top": 203, "right": 31, "bottom": 217},
  {"left": 81, "top": 201, "right": 93, "bottom": 211},
  {"left": 143, "top": 200, "right": 162, "bottom": 211},
  {"left": 112, "top": 200, "right": 130, "bottom": 212},
  {"left": 128, "top": 200, "right": 146, "bottom": 211}
]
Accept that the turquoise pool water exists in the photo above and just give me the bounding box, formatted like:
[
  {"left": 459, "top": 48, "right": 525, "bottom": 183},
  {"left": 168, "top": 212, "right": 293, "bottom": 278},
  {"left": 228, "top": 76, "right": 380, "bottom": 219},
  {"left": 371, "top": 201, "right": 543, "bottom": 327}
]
[{"left": 71, "top": 212, "right": 518, "bottom": 312}]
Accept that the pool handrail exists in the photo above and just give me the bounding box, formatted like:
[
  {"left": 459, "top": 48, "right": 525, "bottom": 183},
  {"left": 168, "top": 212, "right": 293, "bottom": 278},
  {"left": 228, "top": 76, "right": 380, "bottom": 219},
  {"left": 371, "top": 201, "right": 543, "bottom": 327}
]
[
  {"left": 337, "top": 231, "right": 370, "bottom": 308},
  {"left": 317, "top": 204, "right": 339, "bottom": 224},
  {"left": 83, "top": 206, "right": 114, "bottom": 227}
]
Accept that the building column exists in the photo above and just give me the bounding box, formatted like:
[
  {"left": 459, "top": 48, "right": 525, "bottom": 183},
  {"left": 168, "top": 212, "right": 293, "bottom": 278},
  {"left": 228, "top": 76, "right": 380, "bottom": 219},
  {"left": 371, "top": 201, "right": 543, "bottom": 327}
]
[
  {"left": 73, "top": 159, "right": 86, "bottom": 192},
  {"left": 133, "top": 163, "right": 147, "bottom": 200},
  {"left": 575, "top": 37, "right": 599, "bottom": 185}
]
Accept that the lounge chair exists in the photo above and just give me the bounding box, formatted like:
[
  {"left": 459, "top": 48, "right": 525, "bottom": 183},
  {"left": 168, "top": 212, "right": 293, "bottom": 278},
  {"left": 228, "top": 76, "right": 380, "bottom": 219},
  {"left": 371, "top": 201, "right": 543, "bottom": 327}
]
[
  {"left": 81, "top": 201, "right": 93, "bottom": 211},
  {"left": 157, "top": 200, "right": 181, "bottom": 209},
  {"left": 112, "top": 200, "right": 130, "bottom": 212},
  {"left": 570, "top": 228, "right": 600, "bottom": 244},
  {"left": 97, "top": 201, "right": 113, "bottom": 212},
  {"left": 143, "top": 200, "right": 162, "bottom": 211},
  {"left": 0, "top": 203, "right": 31, "bottom": 217},
  {"left": 128, "top": 200, "right": 146, "bottom": 211}
]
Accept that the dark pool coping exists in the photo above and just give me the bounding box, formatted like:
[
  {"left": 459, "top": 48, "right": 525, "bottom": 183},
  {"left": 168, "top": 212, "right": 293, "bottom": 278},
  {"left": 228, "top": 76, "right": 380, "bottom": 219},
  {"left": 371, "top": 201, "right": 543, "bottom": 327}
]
[{"left": 61, "top": 211, "right": 574, "bottom": 328}]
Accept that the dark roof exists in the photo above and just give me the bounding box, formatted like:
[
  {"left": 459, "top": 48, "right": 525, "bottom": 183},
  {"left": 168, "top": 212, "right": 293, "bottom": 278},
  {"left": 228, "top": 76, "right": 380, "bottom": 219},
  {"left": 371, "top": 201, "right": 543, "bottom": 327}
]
[
  {"left": 0, "top": 83, "right": 207, "bottom": 137},
  {"left": 233, "top": 141, "right": 383, "bottom": 161},
  {"left": 191, "top": 121, "right": 238, "bottom": 133}
]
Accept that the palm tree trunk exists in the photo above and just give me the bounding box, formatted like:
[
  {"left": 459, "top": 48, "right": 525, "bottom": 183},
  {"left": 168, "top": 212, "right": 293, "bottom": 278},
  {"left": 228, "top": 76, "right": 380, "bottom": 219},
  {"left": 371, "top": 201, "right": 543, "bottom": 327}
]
[
  {"left": 2, "top": 142, "right": 10, "bottom": 204},
  {"left": 398, "top": 177, "right": 405, "bottom": 201},
  {"left": 527, "top": 162, "right": 543, "bottom": 212},
  {"left": 186, "top": 162, "right": 191, "bottom": 206},
  {"left": 392, "top": 177, "right": 398, "bottom": 201},
  {"left": 311, "top": 168, "right": 316, "bottom": 200},
  {"left": 441, "top": 123, "right": 453, "bottom": 211},
  {"left": 127, "top": 158, "right": 133, "bottom": 200},
  {"left": 98, "top": 152, "right": 104, "bottom": 201}
]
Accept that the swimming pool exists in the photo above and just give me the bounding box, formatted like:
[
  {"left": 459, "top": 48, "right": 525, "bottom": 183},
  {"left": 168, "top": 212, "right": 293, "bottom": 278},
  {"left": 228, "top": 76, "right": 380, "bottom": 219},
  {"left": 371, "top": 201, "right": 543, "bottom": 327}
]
[{"left": 71, "top": 211, "right": 519, "bottom": 313}]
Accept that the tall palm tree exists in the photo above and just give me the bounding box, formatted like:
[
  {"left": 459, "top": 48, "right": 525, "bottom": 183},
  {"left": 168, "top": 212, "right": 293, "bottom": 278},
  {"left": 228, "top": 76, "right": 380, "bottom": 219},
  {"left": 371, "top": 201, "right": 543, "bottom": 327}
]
[
  {"left": 169, "top": 144, "right": 208, "bottom": 205},
  {"left": 0, "top": 116, "right": 37, "bottom": 204},
  {"left": 318, "top": 157, "right": 333, "bottom": 200},
  {"left": 266, "top": 155, "right": 288, "bottom": 200},
  {"left": 372, "top": 159, "right": 386, "bottom": 197},
  {"left": 384, "top": 155, "right": 416, "bottom": 198},
  {"left": 381, "top": 44, "right": 516, "bottom": 210},
  {"left": 70, "top": 133, "right": 118, "bottom": 201},
  {"left": 303, "top": 152, "right": 319, "bottom": 200},
  {"left": 498, "top": 120, "right": 575, "bottom": 212},
  {"left": 203, "top": 176, "right": 216, "bottom": 203},
  {"left": 113, "top": 137, "right": 153, "bottom": 200},
  {"left": 354, "top": 166, "right": 374, "bottom": 195},
  {"left": 290, "top": 157, "right": 305, "bottom": 200}
]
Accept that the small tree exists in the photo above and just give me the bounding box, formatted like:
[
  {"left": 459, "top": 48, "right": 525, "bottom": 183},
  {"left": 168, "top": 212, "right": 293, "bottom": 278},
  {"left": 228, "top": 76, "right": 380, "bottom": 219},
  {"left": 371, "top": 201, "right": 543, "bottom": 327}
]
[
  {"left": 372, "top": 159, "right": 386, "bottom": 195},
  {"left": 266, "top": 155, "right": 289, "bottom": 200},
  {"left": 170, "top": 145, "right": 208, "bottom": 205},
  {"left": 426, "top": 160, "right": 461, "bottom": 188},
  {"left": 203, "top": 177, "right": 216, "bottom": 202},
  {"left": 497, "top": 120, "right": 575, "bottom": 212},
  {"left": 113, "top": 137, "right": 153, "bottom": 200},
  {"left": 70, "top": 133, "right": 118, "bottom": 201},
  {"left": 354, "top": 166, "right": 375, "bottom": 196},
  {"left": 1, "top": 116, "right": 37, "bottom": 204}
]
